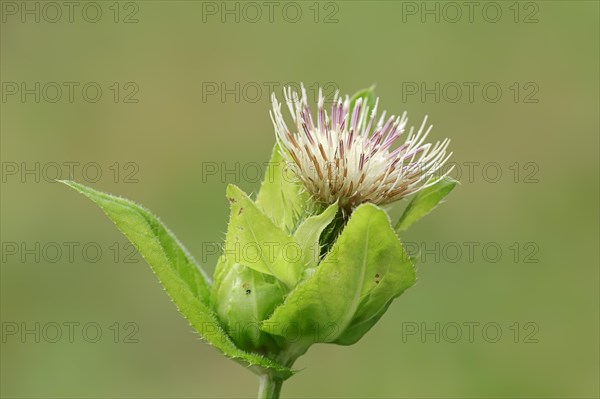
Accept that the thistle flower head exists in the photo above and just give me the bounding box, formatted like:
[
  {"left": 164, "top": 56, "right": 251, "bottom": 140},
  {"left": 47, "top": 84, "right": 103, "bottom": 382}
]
[{"left": 270, "top": 85, "right": 453, "bottom": 210}]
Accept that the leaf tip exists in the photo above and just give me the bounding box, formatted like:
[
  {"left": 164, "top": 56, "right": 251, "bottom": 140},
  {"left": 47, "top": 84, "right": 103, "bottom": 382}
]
[
  {"left": 225, "top": 183, "right": 246, "bottom": 201},
  {"left": 58, "top": 179, "right": 84, "bottom": 193},
  {"left": 445, "top": 176, "right": 460, "bottom": 187}
]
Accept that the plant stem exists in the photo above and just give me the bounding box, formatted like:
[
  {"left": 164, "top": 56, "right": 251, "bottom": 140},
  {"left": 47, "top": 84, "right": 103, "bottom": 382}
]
[
  {"left": 256, "top": 341, "right": 309, "bottom": 398},
  {"left": 257, "top": 374, "right": 283, "bottom": 399}
]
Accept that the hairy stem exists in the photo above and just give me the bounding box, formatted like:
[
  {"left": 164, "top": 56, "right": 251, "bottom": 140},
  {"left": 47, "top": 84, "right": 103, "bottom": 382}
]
[{"left": 257, "top": 374, "right": 283, "bottom": 399}]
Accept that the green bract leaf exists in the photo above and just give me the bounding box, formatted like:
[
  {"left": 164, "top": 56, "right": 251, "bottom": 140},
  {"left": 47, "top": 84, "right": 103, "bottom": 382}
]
[
  {"left": 395, "top": 176, "right": 458, "bottom": 233},
  {"left": 262, "top": 203, "right": 416, "bottom": 345},
  {"left": 293, "top": 202, "right": 338, "bottom": 269},
  {"left": 60, "top": 180, "right": 293, "bottom": 378},
  {"left": 225, "top": 184, "right": 304, "bottom": 288},
  {"left": 255, "top": 145, "right": 308, "bottom": 233},
  {"left": 212, "top": 259, "right": 286, "bottom": 351},
  {"left": 347, "top": 85, "right": 376, "bottom": 125}
]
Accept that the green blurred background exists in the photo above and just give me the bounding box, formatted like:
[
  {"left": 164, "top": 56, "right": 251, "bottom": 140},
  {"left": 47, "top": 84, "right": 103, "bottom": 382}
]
[{"left": 1, "top": 1, "right": 598, "bottom": 397}]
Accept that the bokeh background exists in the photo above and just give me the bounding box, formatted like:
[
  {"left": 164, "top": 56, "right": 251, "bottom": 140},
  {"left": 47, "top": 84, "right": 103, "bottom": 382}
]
[{"left": 1, "top": 1, "right": 598, "bottom": 398}]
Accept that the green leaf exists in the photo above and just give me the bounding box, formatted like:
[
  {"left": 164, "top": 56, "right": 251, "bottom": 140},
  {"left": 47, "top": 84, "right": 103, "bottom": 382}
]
[
  {"left": 61, "top": 180, "right": 211, "bottom": 302},
  {"left": 395, "top": 177, "right": 458, "bottom": 233},
  {"left": 334, "top": 300, "right": 394, "bottom": 346},
  {"left": 60, "top": 180, "right": 292, "bottom": 378},
  {"left": 262, "top": 203, "right": 416, "bottom": 345},
  {"left": 255, "top": 145, "right": 309, "bottom": 233},
  {"left": 212, "top": 259, "right": 286, "bottom": 351},
  {"left": 225, "top": 184, "right": 304, "bottom": 288},
  {"left": 293, "top": 202, "right": 338, "bottom": 269},
  {"left": 347, "top": 85, "right": 377, "bottom": 126}
]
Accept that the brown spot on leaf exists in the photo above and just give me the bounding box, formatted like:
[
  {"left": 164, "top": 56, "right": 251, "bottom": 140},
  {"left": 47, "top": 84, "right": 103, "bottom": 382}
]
[
  {"left": 238, "top": 207, "right": 244, "bottom": 215},
  {"left": 242, "top": 283, "right": 251, "bottom": 295}
]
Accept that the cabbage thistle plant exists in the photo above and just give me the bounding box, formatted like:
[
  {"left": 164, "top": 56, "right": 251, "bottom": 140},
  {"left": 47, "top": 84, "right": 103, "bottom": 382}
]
[{"left": 61, "top": 86, "right": 456, "bottom": 398}]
